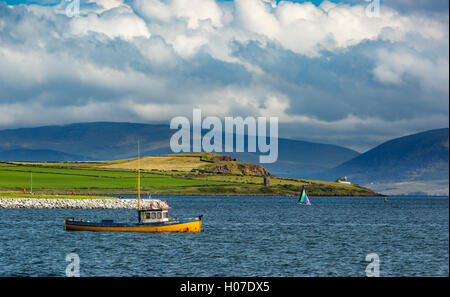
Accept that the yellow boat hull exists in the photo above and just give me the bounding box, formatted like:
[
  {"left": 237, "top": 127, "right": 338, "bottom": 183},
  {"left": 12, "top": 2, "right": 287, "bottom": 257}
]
[{"left": 64, "top": 216, "right": 202, "bottom": 233}]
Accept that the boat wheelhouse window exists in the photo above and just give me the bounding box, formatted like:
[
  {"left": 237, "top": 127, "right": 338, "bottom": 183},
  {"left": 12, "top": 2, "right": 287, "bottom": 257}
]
[
  {"left": 151, "top": 212, "right": 156, "bottom": 219},
  {"left": 145, "top": 212, "right": 151, "bottom": 219},
  {"left": 157, "top": 212, "right": 162, "bottom": 219},
  {"left": 163, "top": 212, "right": 168, "bottom": 218}
]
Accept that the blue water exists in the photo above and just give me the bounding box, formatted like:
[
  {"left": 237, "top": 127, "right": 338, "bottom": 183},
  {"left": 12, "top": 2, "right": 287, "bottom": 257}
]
[{"left": 0, "top": 196, "right": 448, "bottom": 277}]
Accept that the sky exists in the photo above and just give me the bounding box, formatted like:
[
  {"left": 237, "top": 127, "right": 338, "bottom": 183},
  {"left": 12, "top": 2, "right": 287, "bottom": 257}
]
[{"left": 0, "top": 0, "right": 448, "bottom": 152}]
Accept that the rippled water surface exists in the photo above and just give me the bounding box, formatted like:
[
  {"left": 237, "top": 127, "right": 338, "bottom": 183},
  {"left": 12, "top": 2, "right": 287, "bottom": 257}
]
[{"left": 0, "top": 196, "right": 448, "bottom": 276}]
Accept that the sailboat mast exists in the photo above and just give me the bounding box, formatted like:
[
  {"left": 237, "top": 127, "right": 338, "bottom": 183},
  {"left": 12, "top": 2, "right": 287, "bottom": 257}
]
[{"left": 138, "top": 140, "right": 141, "bottom": 211}]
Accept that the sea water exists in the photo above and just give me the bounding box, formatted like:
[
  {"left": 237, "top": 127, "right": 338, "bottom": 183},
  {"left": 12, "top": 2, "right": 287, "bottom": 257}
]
[{"left": 0, "top": 196, "right": 448, "bottom": 276}]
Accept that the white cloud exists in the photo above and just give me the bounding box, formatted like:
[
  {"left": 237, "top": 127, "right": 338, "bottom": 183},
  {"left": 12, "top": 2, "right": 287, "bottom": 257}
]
[
  {"left": 172, "top": 34, "right": 209, "bottom": 57},
  {"left": 91, "top": 0, "right": 125, "bottom": 12},
  {"left": 171, "top": 0, "right": 224, "bottom": 29},
  {"left": 235, "top": 0, "right": 280, "bottom": 39},
  {"left": 133, "top": 0, "right": 224, "bottom": 29},
  {"left": 234, "top": 0, "right": 448, "bottom": 57},
  {"left": 133, "top": 37, "right": 177, "bottom": 66},
  {"left": 0, "top": 0, "right": 448, "bottom": 150},
  {"left": 70, "top": 6, "right": 150, "bottom": 39},
  {"left": 373, "top": 48, "right": 449, "bottom": 93},
  {"left": 132, "top": 0, "right": 229, "bottom": 58},
  {"left": 129, "top": 101, "right": 192, "bottom": 121}
]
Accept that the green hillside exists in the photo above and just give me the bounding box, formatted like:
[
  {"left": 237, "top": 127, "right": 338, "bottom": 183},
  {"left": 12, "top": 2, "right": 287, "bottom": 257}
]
[{"left": 0, "top": 153, "right": 379, "bottom": 196}]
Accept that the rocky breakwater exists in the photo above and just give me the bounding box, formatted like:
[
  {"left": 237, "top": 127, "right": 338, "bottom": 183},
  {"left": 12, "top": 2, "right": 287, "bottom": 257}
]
[{"left": 0, "top": 198, "right": 138, "bottom": 209}]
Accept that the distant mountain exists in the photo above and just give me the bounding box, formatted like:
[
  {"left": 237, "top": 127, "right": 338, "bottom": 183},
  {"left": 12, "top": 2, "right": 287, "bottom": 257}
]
[
  {"left": 0, "top": 122, "right": 172, "bottom": 160},
  {"left": 325, "top": 128, "right": 449, "bottom": 195},
  {"left": 227, "top": 138, "right": 360, "bottom": 178},
  {"left": 0, "top": 149, "right": 92, "bottom": 162},
  {"left": 0, "top": 122, "right": 359, "bottom": 177}
]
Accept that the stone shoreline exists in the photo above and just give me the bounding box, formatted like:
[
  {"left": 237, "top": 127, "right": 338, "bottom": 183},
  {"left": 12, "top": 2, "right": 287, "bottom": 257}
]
[{"left": 0, "top": 198, "right": 139, "bottom": 209}]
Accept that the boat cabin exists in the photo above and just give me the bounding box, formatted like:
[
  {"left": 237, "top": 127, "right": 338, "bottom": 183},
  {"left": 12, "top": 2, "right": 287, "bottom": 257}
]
[
  {"left": 137, "top": 199, "right": 170, "bottom": 223},
  {"left": 138, "top": 209, "right": 169, "bottom": 223}
]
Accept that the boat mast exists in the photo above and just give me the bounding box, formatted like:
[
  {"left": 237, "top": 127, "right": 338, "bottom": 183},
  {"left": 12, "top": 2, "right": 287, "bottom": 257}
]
[{"left": 138, "top": 139, "right": 141, "bottom": 212}]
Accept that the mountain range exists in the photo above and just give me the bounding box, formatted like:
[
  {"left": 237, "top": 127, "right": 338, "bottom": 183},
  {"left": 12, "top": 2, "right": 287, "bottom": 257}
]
[
  {"left": 0, "top": 122, "right": 359, "bottom": 177},
  {"left": 0, "top": 122, "right": 448, "bottom": 195},
  {"left": 0, "top": 148, "right": 93, "bottom": 162}
]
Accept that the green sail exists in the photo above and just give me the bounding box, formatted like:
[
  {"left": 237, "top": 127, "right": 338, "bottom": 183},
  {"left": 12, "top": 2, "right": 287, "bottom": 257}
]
[{"left": 298, "top": 186, "right": 310, "bottom": 205}]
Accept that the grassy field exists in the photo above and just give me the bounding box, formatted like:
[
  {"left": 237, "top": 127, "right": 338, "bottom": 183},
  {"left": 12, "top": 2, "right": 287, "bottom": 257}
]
[
  {"left": 98, "top": 155, "right": 206, "bottom": 171},
  {"left": 0, "top": 162, "right": 232, "bottom": 193},
  {"left": 0, "top": 155, "right": 380, "bottom": 196},
  {"left": 16, "top": 153, "right": 270, "bottom": 175}
]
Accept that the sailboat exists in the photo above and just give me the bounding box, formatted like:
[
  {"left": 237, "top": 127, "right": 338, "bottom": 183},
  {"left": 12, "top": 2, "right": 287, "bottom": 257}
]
[
  {"left": 297, "top": 186, "right": 311, "bottom": 205},
  {"left": 64, "top": 142, "right": 203, "bottom": 232}
]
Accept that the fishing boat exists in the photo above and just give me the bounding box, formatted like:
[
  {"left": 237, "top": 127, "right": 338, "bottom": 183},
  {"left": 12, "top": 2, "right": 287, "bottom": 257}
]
[
  {"left": 64, "top": 200, "right": 203, "bottom": 232},
  {"left": 64, "top": 143, "right": 203, "bottom": 232},
  {"left": 297, "top": 186, "right": 311, "bottom": 205}
]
